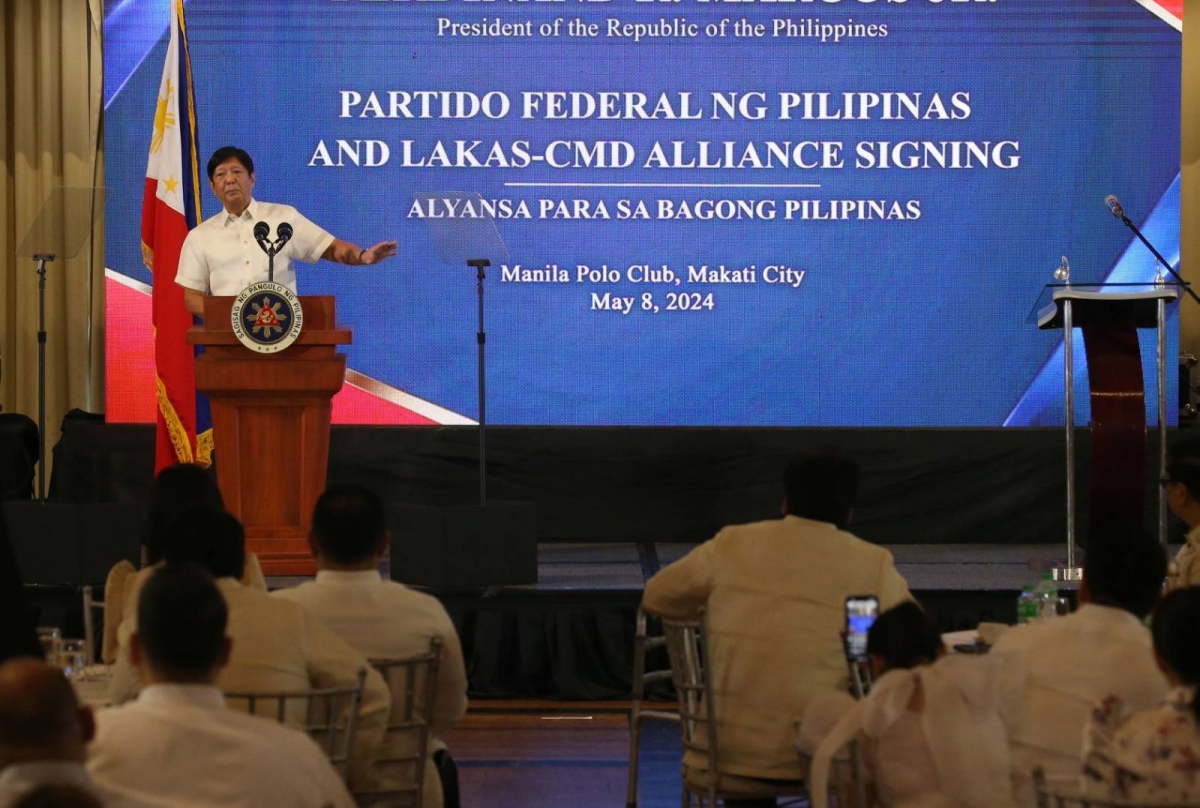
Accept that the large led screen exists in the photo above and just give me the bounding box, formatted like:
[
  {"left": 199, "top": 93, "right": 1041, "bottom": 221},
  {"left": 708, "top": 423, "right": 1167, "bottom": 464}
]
[{"left": 104, "top": 0, "right": 1184, "bottom": 427}]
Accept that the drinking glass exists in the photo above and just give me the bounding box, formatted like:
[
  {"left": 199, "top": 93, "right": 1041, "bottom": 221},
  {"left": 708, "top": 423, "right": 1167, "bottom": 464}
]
[
  {"left": 59, "top": 639, "right": 88, "bottom": 680},
  {"left": 36, "top": 627, "right": 61, "bottom": 666}
]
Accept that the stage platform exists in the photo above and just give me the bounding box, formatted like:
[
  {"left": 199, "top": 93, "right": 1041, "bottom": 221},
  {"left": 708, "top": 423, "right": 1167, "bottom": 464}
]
[{"left": 485, "top": 540, "right": 1082, "bottom": 593}]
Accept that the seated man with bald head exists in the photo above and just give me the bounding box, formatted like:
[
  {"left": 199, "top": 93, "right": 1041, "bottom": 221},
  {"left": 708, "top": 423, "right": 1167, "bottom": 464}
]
[{"left": 0, "top": 660, "right": 111, "bottom": 807}]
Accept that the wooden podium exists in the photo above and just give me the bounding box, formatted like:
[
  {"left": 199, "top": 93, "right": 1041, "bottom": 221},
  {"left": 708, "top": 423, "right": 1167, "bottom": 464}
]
[{"left": 187, "top": 296, "right": 350, "bottom": 576}]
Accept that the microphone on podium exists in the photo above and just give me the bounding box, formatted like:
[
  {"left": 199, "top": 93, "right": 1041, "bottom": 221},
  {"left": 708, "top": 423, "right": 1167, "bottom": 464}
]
[
  {"left": 275, "top": 222, "right": 293, "bottom": 249},
  {"left": 1103, "top": 194, "right": 1124, "bottom": 220},
  {"left": 253, "top": 221, "right": 271, "bottom": 253}
]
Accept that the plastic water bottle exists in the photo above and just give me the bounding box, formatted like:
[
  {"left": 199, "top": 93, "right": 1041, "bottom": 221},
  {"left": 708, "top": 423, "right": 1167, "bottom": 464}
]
[
  {"left": 1016, "top": 585, "right": 1038, "bottom": 625},
  {"left": 1034, "top": 573, "right": 1061, "bottom": 621}
]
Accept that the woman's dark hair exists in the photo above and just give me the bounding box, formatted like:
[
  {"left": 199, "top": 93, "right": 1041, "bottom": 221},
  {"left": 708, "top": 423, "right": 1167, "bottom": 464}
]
[
  {"left": 161, "top": 505, "right": 245, "bottom": 581},
  {"left": 1151, "top": 587, "right": 1200, "bottom": 723},
  {"left": 866, "top": 601, "right": 941, "bottom": 673},
  {"left": 144, "top": 463, "right": 224, "bottom": 564}
]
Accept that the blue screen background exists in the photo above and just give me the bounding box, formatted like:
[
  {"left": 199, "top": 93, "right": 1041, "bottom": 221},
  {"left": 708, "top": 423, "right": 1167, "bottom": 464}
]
[{"left": 103, "top": 0, "right": 1182, "bottom": 427}]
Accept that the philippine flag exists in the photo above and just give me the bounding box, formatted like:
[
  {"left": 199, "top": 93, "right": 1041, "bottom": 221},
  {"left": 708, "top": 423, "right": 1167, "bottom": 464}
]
[{"left": 141, "top": 0, "right": 211, "bottom": 472}]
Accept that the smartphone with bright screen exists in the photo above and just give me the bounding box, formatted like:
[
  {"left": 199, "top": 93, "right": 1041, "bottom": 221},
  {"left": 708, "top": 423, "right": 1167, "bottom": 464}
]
[{"left": 844, "top": 595, "right": 880, "bottom": 664}]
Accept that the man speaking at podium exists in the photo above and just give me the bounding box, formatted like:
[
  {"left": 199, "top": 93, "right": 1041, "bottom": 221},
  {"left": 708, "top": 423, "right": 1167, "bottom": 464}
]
[{"left": 175, "top": 146, "right": 398, "bottom": 317}]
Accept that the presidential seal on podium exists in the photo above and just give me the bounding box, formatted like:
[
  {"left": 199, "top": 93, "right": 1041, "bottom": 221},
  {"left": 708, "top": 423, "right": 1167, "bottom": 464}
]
[{"left": 231, "top": 281, "right": 304, "bottom": 353}]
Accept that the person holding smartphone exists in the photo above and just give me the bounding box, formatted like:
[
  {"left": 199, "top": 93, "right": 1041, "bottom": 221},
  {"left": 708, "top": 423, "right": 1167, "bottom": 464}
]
[
  {"left": 808, "top": 602, "right": 1017, "bottom": 808},
  {"left": 643, "top": 450, "right": 912, "bottom": 800}
]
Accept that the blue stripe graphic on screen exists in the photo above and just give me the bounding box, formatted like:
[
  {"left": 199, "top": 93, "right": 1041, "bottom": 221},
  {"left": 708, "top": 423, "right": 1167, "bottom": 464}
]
[
  {"left": 102, "top": 0, "right": 171, "bottom": 110},
  {"left": 103, "top": 0, "right": 1182, "bottom": 427},
  {"left": 1005, "top": 173, "right": 1181, "bottom": 427}
]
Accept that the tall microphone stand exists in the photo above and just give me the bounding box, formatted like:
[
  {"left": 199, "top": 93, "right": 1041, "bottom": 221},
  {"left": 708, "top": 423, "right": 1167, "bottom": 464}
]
[
  {"left": 15, "top": 186, "right": 108, "bottom": 503},
  {"left": 412, "top": 191, "right": 509, "bottom": 510},
  {"left": 33, "top": 253, "right": 53, "bottom": 501},
  {"left": 468, "top": 258, "right": 490, "bottom": 507}
]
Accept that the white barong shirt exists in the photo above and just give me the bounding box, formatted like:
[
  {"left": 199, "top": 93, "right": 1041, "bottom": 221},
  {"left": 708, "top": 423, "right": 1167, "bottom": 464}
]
[
  {"left": 643, "top": 515, "right": 912, "bottom": 781},
  {"left": 990, "top": 603, "right": 1169, "bottom": 805},
  {"left": 87, "top": 684, "right": 355, "bottom": 808},
  {"left": 175, "top": 198, "right": 334, "bottom": 295},
  {"left": 274, "top": 570, "right": 468, "bottom": 806}
]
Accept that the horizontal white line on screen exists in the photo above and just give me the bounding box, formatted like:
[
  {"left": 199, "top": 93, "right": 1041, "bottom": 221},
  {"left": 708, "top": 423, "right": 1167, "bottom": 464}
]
[
  {"left": 105, "top": 267, "right": 152, "bottom": 294},
  {"left": 503, "top": 183, "right": 821, "bottom": 189},
  {"left": 344, "top": 370, "right": 477, "bottom": 426}
]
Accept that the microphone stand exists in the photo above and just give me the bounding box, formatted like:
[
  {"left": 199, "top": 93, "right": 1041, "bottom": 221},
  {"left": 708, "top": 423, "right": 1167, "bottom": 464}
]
[
  {"left": 468, "top": 258, "right": 489, "bottom": 507},
  {"left": 256, "top": 237, "right": 277, "bottom": 283},
  {"left": 255, "top": 235, "right": 292, "bottom": 283},
  {"left": 33, "top": 252, "right": 53, "bottom": 502},
  {"left": 1114, "top": 211, "right": 1200, "bottom": 305}
]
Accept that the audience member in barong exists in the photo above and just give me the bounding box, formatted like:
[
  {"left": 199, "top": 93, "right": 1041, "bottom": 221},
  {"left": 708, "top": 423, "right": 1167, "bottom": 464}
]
[
  {"left": 273, "top": 483, "right": 467, "bottom": 808},
  {"left": 1080, "top": 585, "right": 1200, "bottom": 803},
  {"left": 1163, "top": 438, "right": 1200, "bottom": 590},
  {"left": 642, "top": 449, "right": 912, "bottom": 795},
  {"left": 990, "top": 523, "right": 1169, "bottom": 805},
  {"left": 87, "top": 563, "right": 356, "bottom": 808},
  {"left": 102, "top": 462, "right": 266, "bottom": 664},
  {"left": 106, "top": 505, "right": 389, "bottom": 787},
  {"left": 0, "top": 660, "right": 118, "bottom": 808},
  {"left": 806, "top": 601, "right": 1016, "bottom": 808}
]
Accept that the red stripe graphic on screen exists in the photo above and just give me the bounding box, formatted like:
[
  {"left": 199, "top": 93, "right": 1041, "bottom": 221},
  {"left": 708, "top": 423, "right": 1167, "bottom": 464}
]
[
  {"left": 105, "top": 272, "right": 447, "bottom": 425},
  {"left": 1138, "top": 0, "right": 1182, "bottom": 25}
]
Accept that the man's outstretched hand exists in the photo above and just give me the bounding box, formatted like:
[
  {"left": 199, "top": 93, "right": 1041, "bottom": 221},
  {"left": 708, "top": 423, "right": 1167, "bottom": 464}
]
[{"left": 361, "top": 241, "right": 398, "bottom": 265}]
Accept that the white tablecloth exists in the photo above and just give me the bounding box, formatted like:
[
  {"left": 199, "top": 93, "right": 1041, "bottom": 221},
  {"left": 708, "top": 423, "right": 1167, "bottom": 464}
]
[{"left": 71, "top": 664, "right": 112, "bottom": 708}]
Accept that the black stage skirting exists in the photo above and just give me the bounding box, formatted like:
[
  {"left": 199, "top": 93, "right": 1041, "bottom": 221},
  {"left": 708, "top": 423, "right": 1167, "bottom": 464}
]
[
  {"left": 443, "top": 591, "right": 1029, "bottom": 700},
  {"left": 48, "top": 417, "right": 1172, "bottom": 545}
]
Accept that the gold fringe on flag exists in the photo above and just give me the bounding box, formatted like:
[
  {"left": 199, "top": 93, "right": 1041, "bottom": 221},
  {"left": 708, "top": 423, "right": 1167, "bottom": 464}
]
[
  {"left": 155, "top": 375, "right": 194, "bottom": 464},
  {"left": 195, "top": 429, "right": 214, "bottom": 468}
]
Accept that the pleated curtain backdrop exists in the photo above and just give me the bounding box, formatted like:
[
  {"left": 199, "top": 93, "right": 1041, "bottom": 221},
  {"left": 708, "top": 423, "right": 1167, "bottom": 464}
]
[{"left": 0, "top": 0, "right": 105, "bottom": 485}]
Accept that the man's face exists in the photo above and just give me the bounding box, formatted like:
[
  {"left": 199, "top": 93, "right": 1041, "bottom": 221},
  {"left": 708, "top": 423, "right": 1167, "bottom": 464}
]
[{"left": 210, "top": 157, "right": 254, "bottom": 213}]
